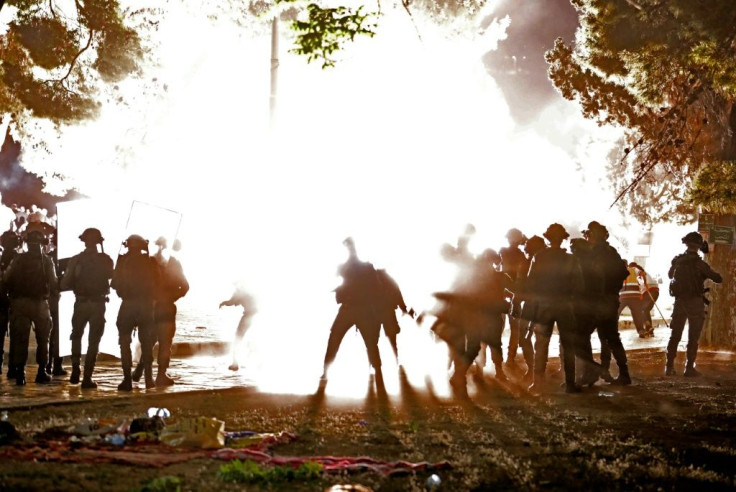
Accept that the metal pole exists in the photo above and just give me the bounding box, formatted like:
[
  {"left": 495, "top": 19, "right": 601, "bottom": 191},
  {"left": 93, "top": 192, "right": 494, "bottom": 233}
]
[{"left": 269, "top": 16, "right": 279, "bottom": 129}]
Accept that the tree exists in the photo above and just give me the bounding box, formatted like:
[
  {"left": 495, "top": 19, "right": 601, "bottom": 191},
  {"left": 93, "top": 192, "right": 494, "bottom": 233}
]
[
  {"left": 0, "top": 1, "right": 162, "bottom": 139},
  {"left": 546, "top": 0, "right": 736, "bottom": 346}
]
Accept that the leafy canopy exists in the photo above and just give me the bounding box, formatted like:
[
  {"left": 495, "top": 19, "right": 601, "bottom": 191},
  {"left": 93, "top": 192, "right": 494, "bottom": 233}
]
[
  {"left": 546, "top": 0, "right": 736, "bottom": 224},
  {"left": 0, "top": 0, "right": 151, "bottom": 129}
]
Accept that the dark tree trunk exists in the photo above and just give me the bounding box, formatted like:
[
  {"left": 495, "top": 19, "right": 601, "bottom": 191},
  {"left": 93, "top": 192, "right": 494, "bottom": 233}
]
[{"left": 702, "top": 102, "right": 736, "bottom": 348}]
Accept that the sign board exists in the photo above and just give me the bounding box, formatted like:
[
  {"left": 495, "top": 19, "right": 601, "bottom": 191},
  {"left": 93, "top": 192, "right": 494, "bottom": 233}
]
[
  {"left": 711, "top": 225, "right": 734, "bottom": 245},
  {"left": 698, "top": 214, "right": 715, "bottom": 232}
]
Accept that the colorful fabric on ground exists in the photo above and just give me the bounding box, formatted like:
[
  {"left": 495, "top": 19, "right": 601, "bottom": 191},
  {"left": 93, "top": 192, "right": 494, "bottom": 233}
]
[{"left": 209, "top": 448, "right": 452, "bottom": 476}]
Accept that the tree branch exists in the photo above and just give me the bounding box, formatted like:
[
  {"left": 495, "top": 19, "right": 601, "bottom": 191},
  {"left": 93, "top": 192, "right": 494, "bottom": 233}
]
[
  {"left": 60, "top": 28, "right": 95, "bottom": 85},
  {"left": 401, "top": 0, "right": 422, "bottom": 42}
]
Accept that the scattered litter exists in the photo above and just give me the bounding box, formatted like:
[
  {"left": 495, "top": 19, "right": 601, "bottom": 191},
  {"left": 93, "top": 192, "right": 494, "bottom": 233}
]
[
  {"left": 224, "top": 431, "right": 297, "bottom": 449},
  {"left": 598, "top": 392, "right": 615, "bottom": 398},
  {"left": 104, "top": 434, "right": 126, "bottom": 446},
  {"left": 147, "top": 407, "right": 171, "bottom": 419},
  {"left": 426, "top": 473, "right": 441, "bottom": 490},
  {"left": 159, "top": 416, "right": 225, "bottom": 448},
  {"left": 358, "top": 420, "right": 370, "bottom": 426}
]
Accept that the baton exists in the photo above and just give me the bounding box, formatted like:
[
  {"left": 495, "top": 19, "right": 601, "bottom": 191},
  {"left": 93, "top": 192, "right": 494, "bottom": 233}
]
[{"left": 644, "top": 288, "right": 669, "bottom": 329}]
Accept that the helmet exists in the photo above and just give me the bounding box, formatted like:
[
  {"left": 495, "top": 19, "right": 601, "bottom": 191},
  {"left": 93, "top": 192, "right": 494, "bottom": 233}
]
[
  {"left": 155, "top": 236, "right": 168, "bottom": 248},
  {"left": 342, "top": 236, "right": 355, "bottom": 247},
  {"left": 583, "top": 221, "right": 609, "bottom": 240},
  {"left": 569, "top": 237, "right": 590, "bottom": 255},
  {"left": 79, "top": 228, "right": 104, "bottom": 244},
  {"left": 524, "top": 235, "right": 547, "bottom": 257},
  {"left": 124, "top": 234, "right": 148, "bottom": 250},
  {"left": 681, "top": 232, "right": 704, "bottom": 246},
  {"left": 23, "top": 222, "right": 49, "bottom": 244},
  {"left": 506, "top": 228, "right": 527, "bottom": 245},
  {"left": 0, "top": 230, "right": 20, "bottom": 248},
  {"left": 481, "top": 248, "right": 501, "bottom": 265},
  {"left": 543, "top": 223, "right": 569, "bottom": 242}
]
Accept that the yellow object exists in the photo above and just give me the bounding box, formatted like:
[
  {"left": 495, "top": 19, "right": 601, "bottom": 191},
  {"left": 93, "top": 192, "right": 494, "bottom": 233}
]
[{"left": 159, "top": 417, "right": 226, "bottom": 449}]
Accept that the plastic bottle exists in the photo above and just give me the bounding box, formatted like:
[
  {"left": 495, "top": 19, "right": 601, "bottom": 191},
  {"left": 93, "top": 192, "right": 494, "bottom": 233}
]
[{"left": 105, "top": 433, "right": 126, "bottom": 446}]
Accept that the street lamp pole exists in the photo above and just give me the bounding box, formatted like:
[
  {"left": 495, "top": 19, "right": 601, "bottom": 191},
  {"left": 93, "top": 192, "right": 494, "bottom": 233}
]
[{"left": 269, "top": 16, "right": 279, "bottom": 129}]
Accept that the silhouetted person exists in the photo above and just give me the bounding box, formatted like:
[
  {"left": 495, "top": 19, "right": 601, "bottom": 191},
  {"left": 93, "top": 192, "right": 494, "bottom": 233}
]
[
  {"left": 665, "top": 232, "right": 722, "bottom": 377},
  {"left": 322, "top": 237, "right": 384, "bottom": 385},
  {"left": 465, "top": 249, "right": 514, "bottom": 383},
  {"left": 584, "top": 221, "right": 631, "bottom": 385},
  {"left": 111, "top": 234, "right": 159, "bottom": 391},
  {"left": 500, "top": 228, "right": 532, "bottom": 371},
  {"left": 526, "top": 223, "right": 583, "bottom": 393},
  {"left": 375, "top": 268, "right": 415, "bottom": 363},
  {"left": 0, "top": 230, "right": 20, "bottom": 378},
  {"left": 133, "top": 236, "right": 189, "bottom": 386},
  {"left": 618, "top": 262, "right": 647, "bottom": 337},
  {"left": 2, "top": 222, "right": 58, "bottom": 385},
  {"left": 219, "top": 284, "right": 258, "bottom": 371},
  {"left": 515, "top": 235, "right": 546, "bottom": 381},
  {"left": 569, "top": 237, "right": 607, "bottom": 387},
  {"left": 640, "top": 268, "right": 660, "bottom": 337},
  {"left": 59, "top": 228, "right": 114, "bottom": 389}
]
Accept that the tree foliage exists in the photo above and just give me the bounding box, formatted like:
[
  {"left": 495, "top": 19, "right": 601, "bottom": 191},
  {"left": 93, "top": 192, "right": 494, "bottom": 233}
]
[
  {"left": 285, "top": 2, "right": 378, "bottom": 69},
  {"left": 0, "top": 0, "right": 157, "bottom": 134},
  {"left": 270, "top": 0, "right": 486, "bottom": 69},
  {"left": 545, "top": 0, "right": 736, "bottom": 224}
]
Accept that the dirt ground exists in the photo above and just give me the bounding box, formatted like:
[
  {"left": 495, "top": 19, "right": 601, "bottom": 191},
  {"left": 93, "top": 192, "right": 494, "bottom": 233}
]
[{"left": 1, "top": 349, "right": 735, "bottom": 492}]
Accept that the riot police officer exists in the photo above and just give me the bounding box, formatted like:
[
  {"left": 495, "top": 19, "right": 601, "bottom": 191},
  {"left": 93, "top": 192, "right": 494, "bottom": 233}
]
[
  {"left": 0, "top": 230, "right": 21, "bottom": 377},
  {"left": 526, "top": 223, "right": 583, "bottom": 393},
  {"left": 3, "top": 222, "right": 58, "bottom": 385},
  {"left": 665, "top": 232, "right": 722, "bottom": 377},
  {"left": 500, "top": 228, "right": 532, "bottom": 371},
  {"left": 59, "top": 228, "right": 114, "bottom": 388},
  {"left": 111, "top": 234, "right": 159, "bottom": 391},
  {"left": 321, "top": 237, "right": 384, "bottom": 385},
  {"left": 584, "top": 221, "right": 631, "bottom": 385}
]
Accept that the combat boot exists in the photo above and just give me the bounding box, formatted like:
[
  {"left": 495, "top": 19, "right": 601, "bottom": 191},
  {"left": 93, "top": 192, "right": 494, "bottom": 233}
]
[
  {"left": 51, "top": 357, "right": 67, "bottom": 376},
  {"left": 565, "top": 382, "right": 582, "bottom": 393},
  {"left": 81, "top": 365, "right": 97, "bottom": 389},
  {"left": 7, "top": 364, "right": 16, "bottom": 379},
  {"left": 131, "top": 363, "right": 144, "bottom": 383},
  {"left": 69, "top": 364, "right": 81, "bottom": 384},
  {"left": 599, "top": 370, "right": 615, "bottom": 383},
  {"left": 117, "top": 378, "right": 132, "bottom": 391},
  {"left": 156, "top": 370, "right": 175, "bottom": 387},
  {"left": 35, "top": 365, "right": 52, "bottom": 384},
  {"left": 683, "top": 364, "right": 701, "bottom": 377},
  {"left": 611, "top": 366, "right": 632, "bottom": 386},
  {"left": 118, "top": 345, "right": 133, "bottom": 391},
  {"left": 664, "top": 356, "right": 676, "bottom": 376},
  {"left": 15, "top": 366, "right": 26, "bottom": 386}
]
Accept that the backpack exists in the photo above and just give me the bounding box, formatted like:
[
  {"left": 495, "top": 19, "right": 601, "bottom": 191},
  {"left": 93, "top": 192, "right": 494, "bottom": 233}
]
[
  {"left": 669, "top": 255, "right": 702, "bottom": 298},
  {"left": 6, "top": 253, "right": 50, "bottom": 298},
  {"left": 73, "top": 252, "right": 112, "bottom": 297}
]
